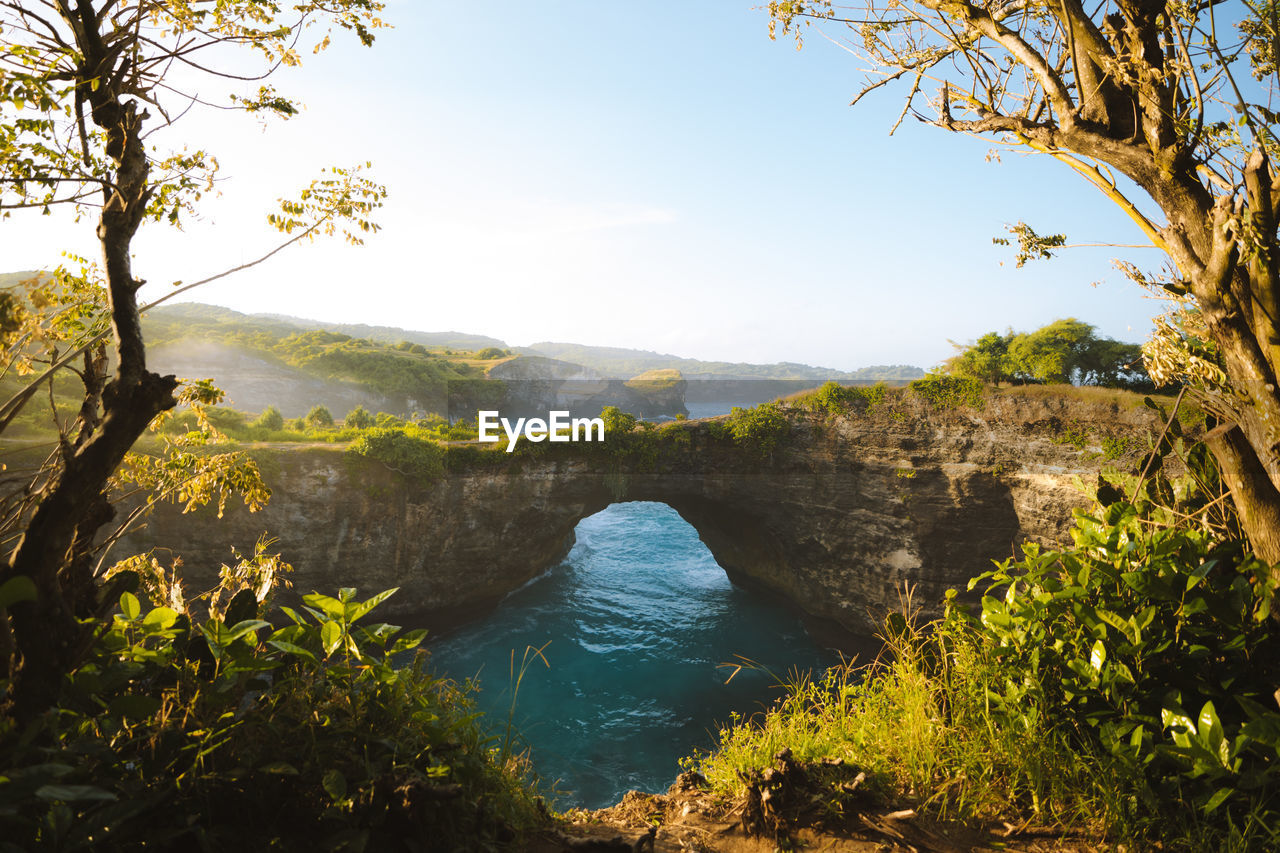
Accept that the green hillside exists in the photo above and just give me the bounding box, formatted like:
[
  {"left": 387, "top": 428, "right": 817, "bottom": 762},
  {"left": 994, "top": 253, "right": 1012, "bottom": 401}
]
[
  {"left": 521, "top": 341, "right": 923, "bottom": 380},
  {"left": 143, "top": 304, "right": 489, "bottom": 400},
  {"left": 144, "top": 303, "right": 923, "bottom": 381},
  {"left": 257, "top": 314, "right": 507, "bottom": 352}
]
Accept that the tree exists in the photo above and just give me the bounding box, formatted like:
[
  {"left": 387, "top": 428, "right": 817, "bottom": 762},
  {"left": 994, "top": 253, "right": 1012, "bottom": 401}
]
[
  {"left": 254, "top": 405, "right": 286, "bottom": 432},
  {"left": 1008, "top": 318, "right": 1097, "bottom": 384},
  {"left": 1077, "top": 337, "right": 1152, "bottom": 391},
  {"left": 0, "top": 2, "right": 386, "bottom": 720},
  {"left": 344, "top": 404, "right": 375, "bottom": 429},
  {"left": 770, "top": 1, "right": 1280, "bottom": 559},
  {"left": 305, "top": 404, "right": 335, "bottom": 430},
  {"left": 947, "top": 331, "right": 1013, "bottom": 384},
  {"left": 948, "top": 319, "right": 1153, "bottom": 388}
]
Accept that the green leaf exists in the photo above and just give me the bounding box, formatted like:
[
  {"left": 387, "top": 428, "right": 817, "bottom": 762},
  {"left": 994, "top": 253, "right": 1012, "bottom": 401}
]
[
  {"left": 119, "top": 592, "right": 141, "bottom": 621},
  {"left": 1163, "top": 704, "right": 1196, "bottom": 748},
  {"left": 225, "top": 619, "right": 271, "bottom": 643},
  {"left": 322, "top": 768, "right": 347, "bottom": 802},
  {"left": 303, "top": 592, "right": 345, "bottom": 619},
  {"left": 391, "top": 628, "right": 429, "bottom": 654},
  {"left": 223, "top": 588, "right": 259, "bottom": 626},
  {"left": 1203, "top": 787, "right": 1234, "bottom": 813},
  {"left": 1089, "top": 639, "right": 1106, "bottom": 672},
  {"left": 267, "top": 639, "right": 317, "bottom": 662},
  {"left": 1198, "top": 700, "right": 1228, "bottom": 765},
  {"left": 141, "top": 606, "right": 179, "bottom": 630},
  {"left": 348, "top": 587, "right": 399, "bottom": 622},
  {"left": 279, "top": 605, "right": 308, "bottom": 625},
  {"left": 1186, "top": 559, "right": 1217, "bottom": 591},
  {"left": 0, "top": 575, "right": 36, "bottom": 609},
  {"left": 321, "top": 620, "right": 342, "bottom": 656}
]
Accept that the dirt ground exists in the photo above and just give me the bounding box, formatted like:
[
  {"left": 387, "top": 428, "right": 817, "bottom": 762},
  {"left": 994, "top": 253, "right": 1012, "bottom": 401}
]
[{"left": 532, "top": 752, "right": 1109, "bottom": 853}]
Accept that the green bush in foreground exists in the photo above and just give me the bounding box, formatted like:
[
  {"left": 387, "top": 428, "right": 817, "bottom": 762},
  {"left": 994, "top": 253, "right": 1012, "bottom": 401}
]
[
  {"left": 687, "top": 497, "right": 1280, "bottom": 850},
  {"left": 0, "top": 582, "right": 544, "bottom": 851},
  {"left": 972, "top": 502, "right": 1280, "bottom": 842}
]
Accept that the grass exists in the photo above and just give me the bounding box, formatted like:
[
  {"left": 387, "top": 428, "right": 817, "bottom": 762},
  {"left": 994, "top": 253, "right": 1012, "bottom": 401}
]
[
  {"left": 685, "top": 562, "right": 1280, "bottom": 853},
  {"left": 684, "top": 605, "right": 1123, "bottom": 837},
  {"left": 989, "top": 382, "right": 1165, "bottom": 408}
]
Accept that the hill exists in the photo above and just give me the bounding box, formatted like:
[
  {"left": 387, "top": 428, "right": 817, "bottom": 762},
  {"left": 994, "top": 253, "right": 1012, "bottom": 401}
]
[
  {"left": 144, "top": 303, "right": 925, "bottom": 382},
  {"left": 256, "top": 314, "right": 506, "bottom": 353},
  {"left": 521, "top": 341, "right": 923, "bottom": 381},
  {"left": 142, "top": 303, "right": 491, "bottom": 418},
  {"left": 2, "top": 290, "right": 928, "bottom": 418}
]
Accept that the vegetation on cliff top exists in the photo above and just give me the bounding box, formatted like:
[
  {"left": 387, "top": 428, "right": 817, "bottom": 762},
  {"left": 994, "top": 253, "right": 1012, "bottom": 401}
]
[{"left": 943, "top": 319, "right": 1153, "bottom": 392}]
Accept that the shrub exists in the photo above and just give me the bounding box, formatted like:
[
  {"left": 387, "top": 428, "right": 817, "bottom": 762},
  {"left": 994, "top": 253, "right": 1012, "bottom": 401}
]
[
  {"left": 810, "top": 381, "right": 889, "bottom": 415},
  {"left": 722, "top": 403, "right": 789, "bottom": 457},
  {"left": 158, "top": 405, "right": 248, "bottom": 436},
  {"left": 305, "top": 404, "right": 335, "bottom": 429},
  {"left": 347, "top": 426, "right": 445, "bottom": 481},
  {"left": 687, "top": 495, "right": 1280, "bottom": 849},
  {"left": 909, "top": 374, "right": 984, "bottom": 409},
  {"left": 0, "top": 584, "right": 544, "bottom": 850},
  {"left": 811, "top": 381, "right": 854, "bottom": 414},
  {"left": 344, "top": 405, "right": 375, "bottom": 429},
  {"left": 253, "top": 405, "right": 286, "bottom": 431},
  {"left": 971, "top": 501, "right": 1280, "bottom": 838},
  {"left": 687, "top": 610, "right": 1117, "bottom": 832},
  {"left": 601, "top": 405, "right": 637, "bottom": 436}
]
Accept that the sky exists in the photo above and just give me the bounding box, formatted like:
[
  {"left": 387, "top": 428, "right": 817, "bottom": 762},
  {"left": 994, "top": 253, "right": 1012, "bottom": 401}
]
[{"left": 5, "top": 1, "right": 1173, "bottom": 372}]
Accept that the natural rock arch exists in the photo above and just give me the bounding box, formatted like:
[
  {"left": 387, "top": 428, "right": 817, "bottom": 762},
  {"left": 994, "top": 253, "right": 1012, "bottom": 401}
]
[{"left": 120, "top": 394, "right": 1160, "bottom": 635}]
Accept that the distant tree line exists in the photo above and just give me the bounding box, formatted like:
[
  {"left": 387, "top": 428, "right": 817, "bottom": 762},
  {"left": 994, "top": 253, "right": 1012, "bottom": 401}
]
[{"left": 944, "top": 318, "right": 1153, "bottom": 392}]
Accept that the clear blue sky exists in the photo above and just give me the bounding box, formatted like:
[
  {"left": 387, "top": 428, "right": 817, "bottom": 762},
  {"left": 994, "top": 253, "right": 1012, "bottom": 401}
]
[{"left": 7, "top": 1, "right": 1167, "bottom": 371}]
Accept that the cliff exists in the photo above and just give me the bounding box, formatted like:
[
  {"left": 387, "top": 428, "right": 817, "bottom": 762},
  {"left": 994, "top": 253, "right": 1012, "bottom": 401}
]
[{"left": 116, "top": 388, "right": 1168, "bottom": 636}]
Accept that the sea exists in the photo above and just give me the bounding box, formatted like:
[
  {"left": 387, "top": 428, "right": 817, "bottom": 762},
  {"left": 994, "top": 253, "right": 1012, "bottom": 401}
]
[{"left": 427, "top": 500, "right": 843, "bottom": 809}]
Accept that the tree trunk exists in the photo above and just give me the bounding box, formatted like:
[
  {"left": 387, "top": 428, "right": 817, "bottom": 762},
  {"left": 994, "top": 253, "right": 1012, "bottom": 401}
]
[
  {"left": 1, "top": 13, "right": 178, "bottom": 720},
  {"left": 1204, "top": 420, "right": 1280, "bottom": 564}
]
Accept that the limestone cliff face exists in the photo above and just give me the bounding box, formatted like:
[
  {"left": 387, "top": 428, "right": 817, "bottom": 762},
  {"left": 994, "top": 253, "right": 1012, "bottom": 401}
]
[{"left": 119, "top": 391, "right": 1165, "bottom": 635}]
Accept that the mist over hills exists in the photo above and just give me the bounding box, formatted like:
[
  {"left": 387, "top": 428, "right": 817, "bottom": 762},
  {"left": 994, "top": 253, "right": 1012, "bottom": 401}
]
[
  {"left": 0, "top": 278, "right": 923, "bottom": 382},
  {"left": 146, "top": 303, "right": 921, "bottom": 381},
  {"left": 257, "top": 314, "right": 506, "bottom": 353},
  {"left": 1, "top": 282, "right": 928, "bottom": 418},
  {"left": 150, "top": 303, "right": 506, "bottom": 353},
  {"left": 521, "top": 341, "right": 923, "bottom": 381}
]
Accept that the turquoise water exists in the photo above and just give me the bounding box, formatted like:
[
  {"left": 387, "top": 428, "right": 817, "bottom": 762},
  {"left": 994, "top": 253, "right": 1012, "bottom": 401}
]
[{"left": 427, "top": 501, "right": 841, "bottom": 809}]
